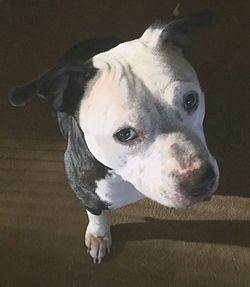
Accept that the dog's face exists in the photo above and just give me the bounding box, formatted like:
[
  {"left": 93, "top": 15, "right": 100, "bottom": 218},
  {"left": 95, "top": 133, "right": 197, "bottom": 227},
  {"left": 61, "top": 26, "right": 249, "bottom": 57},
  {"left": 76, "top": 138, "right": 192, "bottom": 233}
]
[{"left": 79, "top": 22, "right": 219, "bottom": 208}]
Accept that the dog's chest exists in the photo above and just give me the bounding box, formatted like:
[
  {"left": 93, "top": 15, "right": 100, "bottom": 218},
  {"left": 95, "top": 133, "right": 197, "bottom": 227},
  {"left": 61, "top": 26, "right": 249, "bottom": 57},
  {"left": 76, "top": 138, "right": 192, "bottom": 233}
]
[{"left": 94, "top": 173, "right": 144, "bottom": 209}]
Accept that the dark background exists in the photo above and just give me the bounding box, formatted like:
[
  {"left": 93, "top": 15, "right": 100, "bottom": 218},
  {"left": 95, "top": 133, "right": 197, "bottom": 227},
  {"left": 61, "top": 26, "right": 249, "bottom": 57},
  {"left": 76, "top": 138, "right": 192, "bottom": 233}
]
[{"left": 0, "top": 1, "right": 249, "bottom": 287}]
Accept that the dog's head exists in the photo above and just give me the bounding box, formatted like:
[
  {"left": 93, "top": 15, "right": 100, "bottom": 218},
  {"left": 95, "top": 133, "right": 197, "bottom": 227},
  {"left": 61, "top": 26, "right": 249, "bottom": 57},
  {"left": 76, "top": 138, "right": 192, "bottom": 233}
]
[{"left": 9, "top": 9, "right": 219, "bottom": 209}]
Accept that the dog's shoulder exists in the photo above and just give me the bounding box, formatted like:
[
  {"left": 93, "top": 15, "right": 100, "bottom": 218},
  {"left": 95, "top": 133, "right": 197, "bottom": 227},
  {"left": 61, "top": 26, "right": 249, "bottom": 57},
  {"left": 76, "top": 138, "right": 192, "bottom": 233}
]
[{"left": 64, "top": 117, "right": 111, "bottom": 215}]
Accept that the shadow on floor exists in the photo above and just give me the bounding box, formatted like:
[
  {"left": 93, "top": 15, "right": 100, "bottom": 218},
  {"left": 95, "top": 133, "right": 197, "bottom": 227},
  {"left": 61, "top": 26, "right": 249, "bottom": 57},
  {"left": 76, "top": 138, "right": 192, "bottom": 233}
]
[{"left": 109, "top": 217, "right": 250, "bottom": 259}]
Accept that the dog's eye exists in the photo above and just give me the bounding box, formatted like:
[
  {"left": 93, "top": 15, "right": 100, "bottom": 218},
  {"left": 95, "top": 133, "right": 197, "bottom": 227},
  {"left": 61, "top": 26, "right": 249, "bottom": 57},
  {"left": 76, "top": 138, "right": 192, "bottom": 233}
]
[
  {"left": 114, "top": 127, "right": 138, "bottom": 143},
  {"left": 183, "top": 91, "right": 199, "bottom": 112}
]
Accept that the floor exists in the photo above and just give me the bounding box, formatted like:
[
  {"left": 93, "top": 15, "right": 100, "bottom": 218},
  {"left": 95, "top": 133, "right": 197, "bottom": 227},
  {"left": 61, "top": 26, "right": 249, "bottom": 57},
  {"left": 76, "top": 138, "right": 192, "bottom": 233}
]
[{"left": 0, "top": 1, "right": 250, "bottom": 286}]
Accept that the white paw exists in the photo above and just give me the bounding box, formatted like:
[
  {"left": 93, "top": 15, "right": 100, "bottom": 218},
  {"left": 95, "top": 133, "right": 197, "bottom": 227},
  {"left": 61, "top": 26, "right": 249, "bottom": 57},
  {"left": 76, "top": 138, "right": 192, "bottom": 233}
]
[{"left": 85, "top": 228, "right": 112, "bottom": 264}]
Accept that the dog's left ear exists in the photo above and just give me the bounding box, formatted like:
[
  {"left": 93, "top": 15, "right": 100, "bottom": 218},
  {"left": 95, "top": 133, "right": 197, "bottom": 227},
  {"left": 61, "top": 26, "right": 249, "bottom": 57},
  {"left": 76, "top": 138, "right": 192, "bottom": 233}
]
[{"left": 141, "top": 9, "right": 213, "bottom": 51}]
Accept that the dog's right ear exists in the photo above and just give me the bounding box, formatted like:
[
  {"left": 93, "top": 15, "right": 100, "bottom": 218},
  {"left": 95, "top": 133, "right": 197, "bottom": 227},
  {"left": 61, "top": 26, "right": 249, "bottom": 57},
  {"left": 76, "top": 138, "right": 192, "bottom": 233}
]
[
  {"left": 8, "top": 37, "right": 122, "bottom": 112},
  {"left": 141, "top": 9, "right": 213, "bottom": 51}
]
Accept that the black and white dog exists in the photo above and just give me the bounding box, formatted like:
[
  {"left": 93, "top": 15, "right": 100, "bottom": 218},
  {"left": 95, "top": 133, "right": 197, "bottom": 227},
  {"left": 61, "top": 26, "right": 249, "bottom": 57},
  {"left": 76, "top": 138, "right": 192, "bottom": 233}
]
[{"left": 9, "top": 9, "right": 219, "bottom": 263}]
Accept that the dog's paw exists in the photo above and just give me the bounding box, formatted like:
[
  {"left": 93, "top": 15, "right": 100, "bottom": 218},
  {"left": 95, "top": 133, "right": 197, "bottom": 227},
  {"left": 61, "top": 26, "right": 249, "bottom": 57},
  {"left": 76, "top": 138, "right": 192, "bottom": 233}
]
[{"left": 85, "top": 228, "right": 112, "bottom": 264}]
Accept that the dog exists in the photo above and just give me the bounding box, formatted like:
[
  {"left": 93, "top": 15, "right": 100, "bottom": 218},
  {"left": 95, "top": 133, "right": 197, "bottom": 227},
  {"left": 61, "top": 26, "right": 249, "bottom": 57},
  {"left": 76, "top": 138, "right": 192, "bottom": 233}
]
[{"left": 9, "top": 9, "right": 219, "bottom": 264}]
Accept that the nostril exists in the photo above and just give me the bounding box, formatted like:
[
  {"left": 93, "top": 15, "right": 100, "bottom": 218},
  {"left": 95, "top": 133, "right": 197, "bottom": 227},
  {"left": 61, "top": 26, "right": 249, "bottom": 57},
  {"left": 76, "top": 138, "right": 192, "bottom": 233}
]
[{"left": 183, "top": 163, "right": 216, "bottom": 197}]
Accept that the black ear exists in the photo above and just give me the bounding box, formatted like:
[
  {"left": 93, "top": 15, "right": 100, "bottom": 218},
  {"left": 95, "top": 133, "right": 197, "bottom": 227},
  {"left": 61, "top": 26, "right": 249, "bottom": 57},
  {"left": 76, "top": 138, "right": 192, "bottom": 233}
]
[
  {"left": 38, "top": 62, "right": 98, "bottom": 116},
  {"left": 8, "top": 37, "right": 122, "bottom": 108},
  {"left": 10, "top": 61, "right": 98, "bottom": 114},
  {"left": 161, "top": 9, "right": 213, "bottom": 49},
  {"left": 141, "top": 9, "right": 213, "bottom": 51}
]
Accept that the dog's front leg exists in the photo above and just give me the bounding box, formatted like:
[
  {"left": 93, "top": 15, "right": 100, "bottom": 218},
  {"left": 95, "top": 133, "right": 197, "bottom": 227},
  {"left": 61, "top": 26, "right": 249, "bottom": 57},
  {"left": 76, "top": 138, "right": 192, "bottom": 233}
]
[{"left": 85, "top": 210, "right": 112, "bottom": 264}]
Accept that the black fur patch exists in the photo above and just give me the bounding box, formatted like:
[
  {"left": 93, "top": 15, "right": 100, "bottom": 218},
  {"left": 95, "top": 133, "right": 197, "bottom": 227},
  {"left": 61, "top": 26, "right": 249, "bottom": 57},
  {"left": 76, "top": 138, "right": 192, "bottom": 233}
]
[
  {"left": 52, "top": 39, "right": 122, "bottom": 214},
  {"left": 64, "top": 117, "right": 110, "bottom": 215},
  {"left": 47, "top": 61, "right": 98, "bottom": 116}
]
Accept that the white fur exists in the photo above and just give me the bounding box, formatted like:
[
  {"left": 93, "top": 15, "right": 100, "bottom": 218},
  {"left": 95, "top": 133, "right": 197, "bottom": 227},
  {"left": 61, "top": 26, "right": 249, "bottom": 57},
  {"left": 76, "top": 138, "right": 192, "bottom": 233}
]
[{"left": 95, "top": 172, "right": 144, "bottom": 209}]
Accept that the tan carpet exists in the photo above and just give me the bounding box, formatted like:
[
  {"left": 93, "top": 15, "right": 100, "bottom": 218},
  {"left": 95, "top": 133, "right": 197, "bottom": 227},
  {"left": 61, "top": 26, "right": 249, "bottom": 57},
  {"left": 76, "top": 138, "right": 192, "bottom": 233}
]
[{"left": 0, "top": 1, "right": 250, "bottom": 286}]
